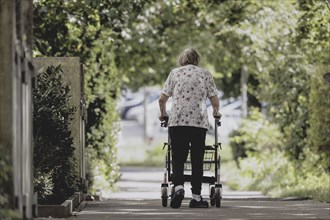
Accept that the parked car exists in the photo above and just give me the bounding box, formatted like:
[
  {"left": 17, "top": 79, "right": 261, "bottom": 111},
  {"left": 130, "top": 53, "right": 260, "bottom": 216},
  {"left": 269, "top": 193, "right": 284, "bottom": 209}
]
[
  {"left": 126, "top": 97, "right": 172, "bottom": 124},
  {"left": 118, "top": 88, "right": 160, "bottom": 119},
  {"left": 121, "top": 87, "right": 242, "bottom": 142},
  {"left": 207, "top": 98, "right": 242, "bottom": 137}
]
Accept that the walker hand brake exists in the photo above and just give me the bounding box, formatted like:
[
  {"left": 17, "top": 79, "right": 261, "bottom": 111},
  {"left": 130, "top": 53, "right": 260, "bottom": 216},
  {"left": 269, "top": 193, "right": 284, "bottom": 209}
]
[{"left": 162, "top": 143, "right": 168, "bottom": 150}]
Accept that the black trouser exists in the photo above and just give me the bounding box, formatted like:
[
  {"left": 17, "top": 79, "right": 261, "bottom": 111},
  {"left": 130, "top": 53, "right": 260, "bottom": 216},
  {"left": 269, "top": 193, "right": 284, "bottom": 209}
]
[{"left": 169, "top": 126, "right": 207, "bottom": 195}]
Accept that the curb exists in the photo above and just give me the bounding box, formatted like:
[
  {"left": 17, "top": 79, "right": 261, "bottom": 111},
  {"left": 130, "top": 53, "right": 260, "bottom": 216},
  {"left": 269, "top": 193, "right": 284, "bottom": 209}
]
[{"left": 37, "top": 192, "right": 84, "bottom": 218}]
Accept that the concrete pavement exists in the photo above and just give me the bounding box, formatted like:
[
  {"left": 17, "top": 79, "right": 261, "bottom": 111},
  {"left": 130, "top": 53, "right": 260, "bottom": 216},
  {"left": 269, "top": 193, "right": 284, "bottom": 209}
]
[
  {"left": 101, "top": 166, "right": 266, "bottom": 200},
  {"left": 68, "top": 167, "right": 330, "bottom": 220},
  {"left": 72, "top": 199, "right": 329, "bottom": 220}
]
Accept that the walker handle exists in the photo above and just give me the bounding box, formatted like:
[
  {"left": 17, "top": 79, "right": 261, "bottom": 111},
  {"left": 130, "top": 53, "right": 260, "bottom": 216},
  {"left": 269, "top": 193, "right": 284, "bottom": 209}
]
[
  {"left": 214, "top": 116, "right": 221, "bottom": 127},
  {"left": 214, "top": 117, "right": 221, "bottom": 149},
  {"left": 160, "top": 116, "right": 169, "bottom": 127}
]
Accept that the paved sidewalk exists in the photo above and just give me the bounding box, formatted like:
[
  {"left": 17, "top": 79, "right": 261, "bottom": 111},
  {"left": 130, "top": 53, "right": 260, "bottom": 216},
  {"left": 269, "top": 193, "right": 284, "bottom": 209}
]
[
  {"left": 101, "top": 166, "right": 266, "bottom": 200},
  {"left": 71, "top": 198, "right": 330, "bottom": 220},
  {"left": 68, "top": 167, "right": 329, "bottom": 220}
]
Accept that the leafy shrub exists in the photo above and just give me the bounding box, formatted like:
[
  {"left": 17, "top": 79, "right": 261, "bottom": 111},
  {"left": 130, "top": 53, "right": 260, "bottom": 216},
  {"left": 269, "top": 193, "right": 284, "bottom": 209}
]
[
  {"left": 145, "top": 144, "right": 165, "bottom": 167},
  {"left": 0, "top": 209, "right": 22, "bottom": 220},
  {"left": 84, "top": 32, "right": 121, "bottom": 193},
  {"left": 308, "top": 73, "right": 330, "bottom": 171},
  {"left": 235, "top": 148, "right": 330, "bottom": 202},
  {"left": 0, "top": 147, "right": 10, "bottom": 207},
  {"left": 229, "top": 108, "right": 330, "bottom": 202},
  {"left": 0, "top": 149, "right": 22, "bottom": 220},
  {"left": 229, "top": 108, "right": 283, "bottom": 166},
  {"left": 33, "top": 65, "right": 78, "bottom": 204}
]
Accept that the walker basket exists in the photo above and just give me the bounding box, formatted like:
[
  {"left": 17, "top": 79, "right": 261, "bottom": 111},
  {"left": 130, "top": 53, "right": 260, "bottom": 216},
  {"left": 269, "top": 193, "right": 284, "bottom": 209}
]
[{"left": 184, "top": 150, "right": 214, "bottom": 171}]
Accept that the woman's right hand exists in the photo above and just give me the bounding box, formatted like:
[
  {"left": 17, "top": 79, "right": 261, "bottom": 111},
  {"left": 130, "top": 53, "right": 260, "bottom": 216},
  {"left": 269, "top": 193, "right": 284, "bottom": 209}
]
[
  {"left": 159, "top": 114, "right": 169, "bottom": 121},
  {"left": 213, "top": 111, "right": 222, "bottom": 119}
]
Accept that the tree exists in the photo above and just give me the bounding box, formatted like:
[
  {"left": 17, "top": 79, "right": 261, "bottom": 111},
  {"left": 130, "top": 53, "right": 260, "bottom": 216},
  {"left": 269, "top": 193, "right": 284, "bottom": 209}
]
[
  {"left": 33, "top": 0, "right": 147, "bottom": 192},
  {"left": 33, "top": 0, "right": 330, "bottom": 191},
  {"left": 296, "top": 0, "right": 330, "bottom": 170}
]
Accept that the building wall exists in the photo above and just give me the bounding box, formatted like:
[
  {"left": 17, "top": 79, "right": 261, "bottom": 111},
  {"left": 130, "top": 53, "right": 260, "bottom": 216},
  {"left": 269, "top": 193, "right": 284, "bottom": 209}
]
[
  {"left": 0, "top": 0, "right": 35, "bottom": 218},
  {"left": 0, "top": 0, "right": 16, "bottom": 209}
]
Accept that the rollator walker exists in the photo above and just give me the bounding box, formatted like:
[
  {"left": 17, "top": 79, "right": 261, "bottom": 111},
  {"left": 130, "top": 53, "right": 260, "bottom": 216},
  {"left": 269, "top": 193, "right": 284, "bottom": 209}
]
[{"left": 160, "top": 116, "right": 223, "bottom": 208}]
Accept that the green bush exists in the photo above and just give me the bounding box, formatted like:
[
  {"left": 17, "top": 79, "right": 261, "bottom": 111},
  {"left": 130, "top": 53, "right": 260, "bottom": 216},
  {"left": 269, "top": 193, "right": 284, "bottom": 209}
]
[
  {"left": 229, "top": 108, "right": 283, "bottom": 166},
  {"left": 0, "top": 209, "right": 22, "bottom": 220},
  {"left": 0, "top": 146, "right": 10, "bottom": 207},
  {"left": 235, "top": 148, "right": 330, "bottom": 202},
  {"left": 229, "top": 108, "right": 330, "bottom": 202},
  {"left": 0, "top": 149, "right": 22, "bottom": 220},
  {"left": 308, "top": 72, "right": 330, "bottom": 171},
  {"left": 84, "top": 33, "right": 121, "bottom": 193},
  {"left": 33, "top": 65, "right": 78, "bottom": 204}
]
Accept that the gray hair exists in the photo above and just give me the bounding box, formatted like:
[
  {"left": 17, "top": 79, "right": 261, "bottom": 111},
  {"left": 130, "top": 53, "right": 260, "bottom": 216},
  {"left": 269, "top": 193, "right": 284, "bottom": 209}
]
[{"left": 176, "top": 48, "right": 201, "bottom": 66}]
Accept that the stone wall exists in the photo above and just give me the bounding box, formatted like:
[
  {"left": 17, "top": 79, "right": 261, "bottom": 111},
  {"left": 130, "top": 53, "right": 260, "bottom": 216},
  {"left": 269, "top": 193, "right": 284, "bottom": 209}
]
[{"left": 33, "top": 57, "right": 86, "bottom": 185}]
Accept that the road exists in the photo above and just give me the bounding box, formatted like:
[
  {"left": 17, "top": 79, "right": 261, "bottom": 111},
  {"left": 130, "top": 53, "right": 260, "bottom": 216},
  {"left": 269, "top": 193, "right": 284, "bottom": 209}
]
[{"left": 70, "top": 167, "right": 330, "bottom": 220}]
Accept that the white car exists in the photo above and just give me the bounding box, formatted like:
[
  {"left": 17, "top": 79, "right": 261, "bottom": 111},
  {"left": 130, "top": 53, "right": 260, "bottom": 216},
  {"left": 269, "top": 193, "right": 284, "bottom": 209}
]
[
  {"left": 207, "top": 99, "right": 242, "bottom": 138},
  {"left": 126, "top": 97, "right": 172, "bottom": 124}
]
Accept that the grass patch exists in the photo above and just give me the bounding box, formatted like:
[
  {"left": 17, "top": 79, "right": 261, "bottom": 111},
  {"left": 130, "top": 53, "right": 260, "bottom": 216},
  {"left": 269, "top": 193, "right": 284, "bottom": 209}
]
[
  {"left": 221, "top": 161, "right": 242, "bottom": 190},
  {"left": 118, "top": 138, "right": 234, "bottom": 170},
  {"left": 279, "top": 188, "right": 330, "bottom": 202},
  {"left": 225, "top": 149, "right": 330, "bottom": 202},
  {"left": 118, "top": 142, "right": 165, "bottom": 167},
  {"left": 280, "top": 188, "right": 330, "bottom": 202}
]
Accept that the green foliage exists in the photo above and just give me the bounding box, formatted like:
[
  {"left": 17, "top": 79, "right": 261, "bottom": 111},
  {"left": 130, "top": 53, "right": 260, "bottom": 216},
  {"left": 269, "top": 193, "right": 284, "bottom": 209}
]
[
  {"left": 144, "top": 144, "right": 165, "bottom": 167},
  {"left": 0, "top": 209, "right": 22, "bottom": 220},
  {"left": 32, "top": 0, "right": 146, "bottom": 191},
  {"left": 308, "top": 72, "right": 330, "bottom": 171},
  {"left": 33, "top": 65, "right": 78, "bottom": 204},
  {"left": 229, "top": 109, "right": 330, "bottom": 202},
  {"left": 257, "top": 51, "right": 311, "bottom": 160},
  {"left": 33, "top": 0, "right": 330, "bottom": 200},
  {"left": 122, "top": 0, "right": 327, "bottom": 169},
  {"left": 235, "top": 148, "right": 330, "bottom": 202},
  {"left": 83, "top": 31, "right": 122, "bottom": 192},
  {"left": 296, "top": 0, "right": 330, "bottom": 64},
  {"left": 0, "top": 148, "right": 11, "bottom": 210},
  {"left": 230, "top": 108, "right": 283, "bottom": 165}
]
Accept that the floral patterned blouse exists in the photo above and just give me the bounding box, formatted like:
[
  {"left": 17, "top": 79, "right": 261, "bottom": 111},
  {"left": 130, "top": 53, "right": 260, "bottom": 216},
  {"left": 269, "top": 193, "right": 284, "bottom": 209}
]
[{"left": 162, "top": 64, "right": 218, "bottom": 129}]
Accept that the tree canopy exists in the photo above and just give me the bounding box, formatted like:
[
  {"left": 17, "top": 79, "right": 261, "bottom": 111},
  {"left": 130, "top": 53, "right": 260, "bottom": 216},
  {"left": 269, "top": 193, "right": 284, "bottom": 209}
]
[{"left": 33, "top": 0, "right": 330, "bottom": 194}]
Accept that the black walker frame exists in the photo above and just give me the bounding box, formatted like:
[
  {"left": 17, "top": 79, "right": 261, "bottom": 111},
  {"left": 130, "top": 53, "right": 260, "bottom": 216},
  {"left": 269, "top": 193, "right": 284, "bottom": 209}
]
[{"left": 160, "top": 117, "right": 223, "bottom": 208}]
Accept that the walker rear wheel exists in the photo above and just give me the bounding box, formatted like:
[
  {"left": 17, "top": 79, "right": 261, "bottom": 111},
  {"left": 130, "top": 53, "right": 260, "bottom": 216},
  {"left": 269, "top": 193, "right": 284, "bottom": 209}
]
[
  {"left": 215, "top": 187, "right": 221, "bottom": 208},
  {"left": 210, "top": 186, "right": 215, "bottom": 206},
  {"left": 161, "top": 187, "right": 168, "bottom": 207}
]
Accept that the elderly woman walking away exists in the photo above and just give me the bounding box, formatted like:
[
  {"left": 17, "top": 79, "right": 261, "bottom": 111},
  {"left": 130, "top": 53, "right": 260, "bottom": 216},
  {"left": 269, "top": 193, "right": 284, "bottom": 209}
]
[{"left": 158, "top": 48, "right": 221, "bottom": 208}]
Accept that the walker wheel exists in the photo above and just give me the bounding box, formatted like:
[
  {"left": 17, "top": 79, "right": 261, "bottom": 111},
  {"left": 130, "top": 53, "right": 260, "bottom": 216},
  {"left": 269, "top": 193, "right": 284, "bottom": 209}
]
[
  {"left": 161, "top": 187, "right": 168, "bottom": 207},
  {"left": 210, "top": 186, "right": 215, "bottom": 206},
  {"left": 215, "top": 187, "right": 221, "bottom": 208}
]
